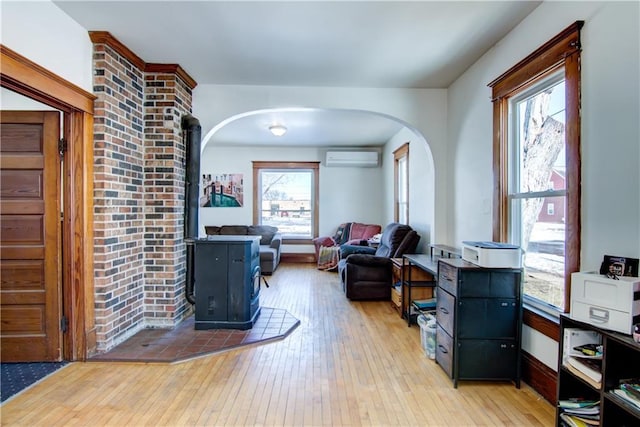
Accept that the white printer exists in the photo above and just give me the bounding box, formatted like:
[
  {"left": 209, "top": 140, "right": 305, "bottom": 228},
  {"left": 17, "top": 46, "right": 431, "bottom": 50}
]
[{"left": 461, "top": 241, "right": 522, "bottom": 268}]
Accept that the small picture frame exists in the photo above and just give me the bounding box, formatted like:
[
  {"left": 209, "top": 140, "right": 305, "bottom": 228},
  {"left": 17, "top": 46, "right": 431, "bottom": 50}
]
[{"left": 599, "top": 255, "right": 639, "bottom": 278}]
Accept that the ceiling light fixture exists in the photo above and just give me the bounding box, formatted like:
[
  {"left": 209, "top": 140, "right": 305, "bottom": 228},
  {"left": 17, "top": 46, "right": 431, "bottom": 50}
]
[{"left": 269, "top": 124, "right": 287, "bottom": 137}]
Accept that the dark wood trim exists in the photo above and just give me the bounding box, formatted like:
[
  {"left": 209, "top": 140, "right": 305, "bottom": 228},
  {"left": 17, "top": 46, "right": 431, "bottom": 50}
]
[
  {"left": 89, "top": 32, "right": 197, "bottom": 90},
  {"left": 523, "top": 307, "right": 560, "bottom": 342},
  {"left": 563, "top": 51, "right": 582, "bottom": 308},
  {"left": 488, "top": 21, "right": 583, "bottom": 99},
  {"left": 144, "top": 63, "right": 197, "bottom": 90},
  {"left": 522, "top": 350, "right": 557, "bottom": 404},
  {"left": 393, "top": 143, "right": 409, "bottom": 158},
  {"left": 252, "top": 161, "right": 320, "bottom": 169},
  {"left": 88, "top": 31, "right": 145, "bottom": 70},
  {"left": 0, "top": 44, "right": 96, "bottom": 113},
  {"left": 280, "top": 253, "right": 316, "bottom": 264},
  {"left": 253, "top": 166, "right": 259, "bottom": 226},
  {"left": 1, "top": 45, "right": 95, "bottom": 361},
  {"left": 492, "top": 99, "right": 508, "bottom": 242}
]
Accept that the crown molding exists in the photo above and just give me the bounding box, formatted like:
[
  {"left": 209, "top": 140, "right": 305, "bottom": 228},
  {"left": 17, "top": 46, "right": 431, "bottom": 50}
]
[{"left": 88, "top": 31, "right": 197, "bottom": 90}]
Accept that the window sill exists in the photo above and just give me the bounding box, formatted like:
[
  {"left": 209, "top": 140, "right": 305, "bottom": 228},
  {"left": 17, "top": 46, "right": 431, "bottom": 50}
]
[{"left": 282, "top": 238, "right": 313, "bottom": 245}]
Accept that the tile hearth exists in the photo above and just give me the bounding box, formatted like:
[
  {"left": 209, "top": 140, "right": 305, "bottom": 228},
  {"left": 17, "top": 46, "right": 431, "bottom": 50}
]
[{"left": 89, "top": 307, "right": 299, "bottom": 363}]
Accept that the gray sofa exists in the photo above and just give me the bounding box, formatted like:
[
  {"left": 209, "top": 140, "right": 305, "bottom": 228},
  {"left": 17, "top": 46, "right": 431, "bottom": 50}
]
[{"left": 204, "top": 225, "right": 282, "bottom": 274}]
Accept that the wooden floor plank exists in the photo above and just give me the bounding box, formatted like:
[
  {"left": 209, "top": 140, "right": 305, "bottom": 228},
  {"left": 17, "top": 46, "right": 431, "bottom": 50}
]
[{"left": 0, "top": 263, "right": 555, "bottom": 426}]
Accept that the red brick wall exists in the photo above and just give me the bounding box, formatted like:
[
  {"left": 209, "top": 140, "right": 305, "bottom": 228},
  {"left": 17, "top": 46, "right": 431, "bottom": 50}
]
[
  {"left": 143, "top": 73, "right": 192, "bottom": 327},
  {"left": 93, "top": 43, "right": 146, "bottom": 351},
  {"left": 92, "top": 39, "right": 194, "bottom": 351}
]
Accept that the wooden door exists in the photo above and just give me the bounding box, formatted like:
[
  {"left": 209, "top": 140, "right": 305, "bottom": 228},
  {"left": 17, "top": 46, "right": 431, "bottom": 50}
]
[{"left": 1, "top": 111, "right": 62, "bottom": 362}]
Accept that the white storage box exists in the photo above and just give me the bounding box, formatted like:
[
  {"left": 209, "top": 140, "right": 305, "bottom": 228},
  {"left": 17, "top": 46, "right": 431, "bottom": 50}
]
[
  {"left": 461, "top": 241, "right": 522, "bottom": 268},
  {"left": 570, "top": 271, "right": 640, "bottom": 335}
]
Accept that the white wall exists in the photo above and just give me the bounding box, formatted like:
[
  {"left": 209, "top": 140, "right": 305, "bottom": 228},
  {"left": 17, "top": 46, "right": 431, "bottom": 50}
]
[
  {"left": 448, "top": 1, "right": 640, "bottom": 369},
  {"left": 199, "top": 145, "right": 385, "bottom": 254},
  {"left": 383, "top": 127, "right": 436, "bottom": 254},
  {"left": 194, "top": 85, "right": 448, "bottom": 247},
  {"left": 1, "top": 87, "right": 56, "bottom": 110},
  {"left": 0, "top": 0, "right": 93, "bottom": 92}
]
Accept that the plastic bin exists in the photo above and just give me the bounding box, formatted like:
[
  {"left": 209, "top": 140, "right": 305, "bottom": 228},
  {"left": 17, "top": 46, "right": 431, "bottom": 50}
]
[{"left": 417, "top": 313, "right": 437, "bottom": 359}]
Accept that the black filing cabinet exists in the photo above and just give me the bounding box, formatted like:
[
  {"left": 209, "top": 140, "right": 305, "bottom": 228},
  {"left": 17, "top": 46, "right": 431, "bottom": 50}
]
[
  {"left": 435, "top": 258, "right": 522, "bottom": 388},
  {"left": 194, "top": 235, "right": 261, "bottom": 330}
]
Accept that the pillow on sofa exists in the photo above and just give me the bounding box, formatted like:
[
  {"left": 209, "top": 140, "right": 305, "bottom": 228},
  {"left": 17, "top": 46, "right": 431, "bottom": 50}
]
[
  {"left": 332, "top": 223, "right": 351, "bottom": 245},
  {"left": 220, "top": 225, "right": 249, "bottom": 235},
  {"left": 204, "top": 226, "right": 221, "bottom": 235},
  {"left": 349, "top": 223, "right": 382, "bottom": 241},
  {"left": 248, "top": 225, "right": 278, "bottom": 245}
]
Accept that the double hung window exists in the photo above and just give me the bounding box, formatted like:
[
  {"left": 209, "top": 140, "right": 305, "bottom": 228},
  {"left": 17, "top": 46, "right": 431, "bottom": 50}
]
[
  {"left": 509, "top": 74, "right": 567, "bottom": 309},
  {"left": 394, "top": 143, "right": 409, "bottom": 224},
  {"left": 252, "top": 161, "right": 319, "bottom": 241},
  {"left": 489, "top": 22, "right": 583, "bottom": 313}
]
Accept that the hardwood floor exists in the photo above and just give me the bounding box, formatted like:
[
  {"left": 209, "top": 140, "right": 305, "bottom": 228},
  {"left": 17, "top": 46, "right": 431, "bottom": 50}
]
[{"left": 0, "top": 263, "right": 554, "bottom": 426}]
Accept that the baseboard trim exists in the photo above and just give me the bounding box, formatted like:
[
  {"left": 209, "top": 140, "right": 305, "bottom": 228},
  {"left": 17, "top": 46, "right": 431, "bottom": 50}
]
[
  {"left": 281, "top": 253, "right": 316, "bottom": 263},
  {"left": 522, "top": 350, "right": 557, "bottom": 404}
]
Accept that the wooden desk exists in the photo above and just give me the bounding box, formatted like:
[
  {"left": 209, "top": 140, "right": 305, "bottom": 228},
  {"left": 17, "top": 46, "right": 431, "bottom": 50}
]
[{"left": 402, "top": 254, "right": 438, "bottom": 326}]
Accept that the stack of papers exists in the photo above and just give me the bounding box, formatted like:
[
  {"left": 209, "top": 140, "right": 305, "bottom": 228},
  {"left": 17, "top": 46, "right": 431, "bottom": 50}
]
[{"left": 558, "top": 399, "right": 600, "bottom": 426}]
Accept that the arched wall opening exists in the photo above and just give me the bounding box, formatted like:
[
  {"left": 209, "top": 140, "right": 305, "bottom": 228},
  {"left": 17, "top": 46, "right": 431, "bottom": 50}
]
[{"left": 196, "top": 107, "right": 437, "bottom": 254}]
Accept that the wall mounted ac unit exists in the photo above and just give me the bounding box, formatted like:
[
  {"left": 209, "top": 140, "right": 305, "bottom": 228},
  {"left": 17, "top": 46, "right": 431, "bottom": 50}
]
[{"left": 325, "top": 150, "right": 379, "bottom": 167}]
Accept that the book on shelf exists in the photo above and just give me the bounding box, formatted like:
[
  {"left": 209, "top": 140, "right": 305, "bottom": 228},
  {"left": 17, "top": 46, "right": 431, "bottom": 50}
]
[
  {"left": 612, "top": 389, "right": 640, "bottom": 410},
  {"left": 611, "top": 380, "right": 640, "bottom": 410},
  {"left": 620, "top": 381, "right": 640, "bottom": 400},
  {"left": 558, "top": 398, "right": 599, "bottom": 409},
  {"left": 565, "top": 356, "right": 602, "bottom": 382},
  {"left": 412, "top": 298, "right": 436, "bottom": 311},
  {"left": 560, "top": 413, "right": 593, "bottom": 427},
  {"left": 564, "top": 361, "right": 601, "bottom": 389},
  {"left": 560, "top": 404, "right": 600, "bottom": 416},
  {"left": 561, "top": 413, "right": 600, "bottom": 426}
]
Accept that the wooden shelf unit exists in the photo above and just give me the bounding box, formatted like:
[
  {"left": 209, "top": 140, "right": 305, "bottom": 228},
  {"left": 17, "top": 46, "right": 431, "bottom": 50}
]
[
  {"left": 390, "top": 257, "right": 435, "bottom": 320},
  {"left": 557, "top": 315, "right": 640, "bottom": 426}
]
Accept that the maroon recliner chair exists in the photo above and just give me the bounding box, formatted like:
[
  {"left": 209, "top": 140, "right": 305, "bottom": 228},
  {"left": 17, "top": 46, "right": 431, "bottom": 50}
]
[{"left": 338, "top": 223, "right": 420, "bottom": 300}]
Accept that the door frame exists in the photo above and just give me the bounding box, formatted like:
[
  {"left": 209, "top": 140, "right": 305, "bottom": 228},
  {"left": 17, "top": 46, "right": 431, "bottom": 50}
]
[{"left": 1, "top": 44, "right": 96, "bottom": 361}]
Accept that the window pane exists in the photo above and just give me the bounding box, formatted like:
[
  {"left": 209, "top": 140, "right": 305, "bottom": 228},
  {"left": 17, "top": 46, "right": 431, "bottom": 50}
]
[
  {"left": 516, "top": 80, "right": 566, "bottom": 194},
  {"left": 397, "top": 155, "right": 408, "bottom": 224},
  {"left": 511, "top": 77, "right": 566, "bottom": 310},
  {"left": 515, "top": 196, "right": 566, "bottom": 309},
  {"left": 259, "top": 170, "right": 313, "bottom": 238}
]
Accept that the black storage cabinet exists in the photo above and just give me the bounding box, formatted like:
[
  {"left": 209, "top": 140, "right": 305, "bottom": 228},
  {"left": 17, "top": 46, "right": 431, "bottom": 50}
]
[
  {"left": 435, "top": 258, "right": 522, "bottom": 388},
  {"left": 193, "top": 235, "right": 261, "bottom": 330}
]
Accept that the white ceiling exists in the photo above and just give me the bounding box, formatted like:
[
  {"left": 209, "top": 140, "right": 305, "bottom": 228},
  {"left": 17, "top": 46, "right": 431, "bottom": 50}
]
[{"left": 53, "top": 0, "right": 541, "bottom": 147}]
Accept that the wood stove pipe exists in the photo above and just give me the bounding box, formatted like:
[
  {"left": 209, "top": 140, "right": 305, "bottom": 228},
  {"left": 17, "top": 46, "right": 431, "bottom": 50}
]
[{"left": 182, "top": 114, "right": 201, "bottom": 304}]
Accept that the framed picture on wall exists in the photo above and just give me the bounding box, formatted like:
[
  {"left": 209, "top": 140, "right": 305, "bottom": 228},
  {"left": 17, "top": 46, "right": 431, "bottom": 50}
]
[{"left": 200, "top": 173, "right": 244, "bottom": 207}]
